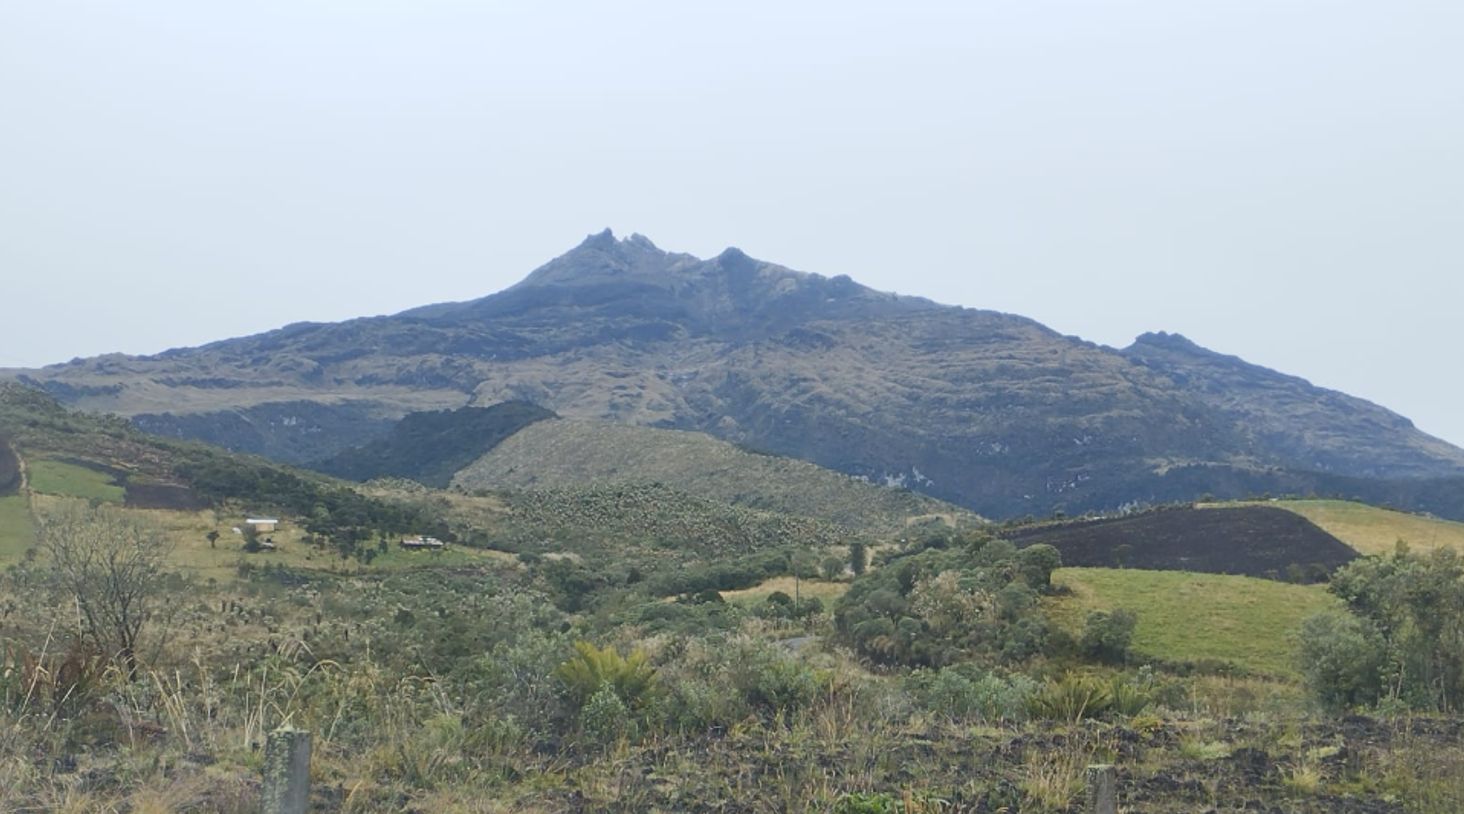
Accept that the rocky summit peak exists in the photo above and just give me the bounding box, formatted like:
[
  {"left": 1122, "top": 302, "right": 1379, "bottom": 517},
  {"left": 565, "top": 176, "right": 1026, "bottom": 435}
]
[
  {"left": 1130, "top": 331, "right": 1206, "bottom": 353},
  {"left": 575, "top": 227, "right": 620, "bottom": 251},
  {"left": 513, "top": 229, "right": 694, "bottom": 289}
]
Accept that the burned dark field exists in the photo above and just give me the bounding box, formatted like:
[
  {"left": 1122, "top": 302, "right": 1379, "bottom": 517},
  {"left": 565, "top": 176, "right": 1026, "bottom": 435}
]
[{"left": 1001, "top": 506, "right": 1359, "bottom": 581}]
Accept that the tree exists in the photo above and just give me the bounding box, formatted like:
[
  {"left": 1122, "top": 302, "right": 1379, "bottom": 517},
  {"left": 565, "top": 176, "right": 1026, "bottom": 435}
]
[
  {"left": 1080, "top": 609, "right": 1137, "bottom": 664},
  {"left": 206, "top": 529, "right": 219, "bottom": 549},
  {"left": 1017, "top": 544, "right": 1062, "bottom": 590},
  {"left": 848, "top": 542, "right": 867, "bottom": 576},
  {"left": 37, "top": 502, "right": 174, "bottom": 676},
  {"left": 1297, "top": 613, "right": 1384, "bottom": 710},
  {"left": 1313, "top": 548, "right": 1464, "bottom": 711},
  {"left": 821, "top": 555, "right": 845, "bottom": 581}
]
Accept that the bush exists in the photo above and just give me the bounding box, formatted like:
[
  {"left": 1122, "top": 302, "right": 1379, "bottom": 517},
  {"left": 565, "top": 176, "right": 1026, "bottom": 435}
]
[
  {"left": 1297, "top": 612, "right": 1385, "bottom": 710},
  {"left": 1107, "top": 670, "right": 1155, "bottom": 717},
  {"left": 653, "top": 636, "right": 828, "bottom": 730},
  {"left": 1080, "top": 609, "right": 1137, "bottom": 664},
  {"left": 732, "top": 645, "right": 823, "bottom": 713},
  {"left": 555, "top": 641, "right": 658, "bottom": 710},
  {"left": 1323, "top": 549, "right": 1464, "bottom": 711},
  {"left": 1028, "top": 673, "right": 1113, "bottom": 722},
  {"left": 822, "top": 555, "right": 846, "bottom": 581},
  {"left": 581, "top": 684, "right": 634, "bottom": 743},
  {"left": 907, "top": 666, "right": 1038, "bottom": 724},
  {"left": 835, "top": 543, "right": 1060, "bottom": 668}
]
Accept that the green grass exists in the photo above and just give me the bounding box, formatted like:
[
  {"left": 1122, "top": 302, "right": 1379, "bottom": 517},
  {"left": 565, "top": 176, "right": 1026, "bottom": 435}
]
[
  {"left": 27, "top": 458, "right": 125, "bottom": 502},
  {"left": 1044, "top": 567, "right": 1343, "bottom": 679},
  {"left": 1268, "top": 499, "right": 1464, "bottom": 556},
  {"left": 0, "top": 494, "right": 35, "bottom": 566}
]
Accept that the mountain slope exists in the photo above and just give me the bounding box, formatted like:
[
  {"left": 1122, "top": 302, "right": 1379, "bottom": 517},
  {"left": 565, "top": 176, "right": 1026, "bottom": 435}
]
[
  {"left": 451, "top": 417, "right": 977, "bottom": 535},
  {"left": 7, "top": 230, "right": 1464, "bottom": 519},
  {"left": 314, "top": 402, "right": 555, "bottom": 487}
]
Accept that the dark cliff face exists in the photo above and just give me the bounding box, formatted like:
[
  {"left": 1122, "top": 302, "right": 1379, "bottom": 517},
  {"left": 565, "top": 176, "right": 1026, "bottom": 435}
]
[{"left": 9, "top": 231, "right": 1464, "bottom": 518}]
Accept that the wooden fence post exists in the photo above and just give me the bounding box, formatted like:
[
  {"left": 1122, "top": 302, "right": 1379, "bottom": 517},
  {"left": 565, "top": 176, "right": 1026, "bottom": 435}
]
[
  {"left": 1085, "top": 763, "right": 1117, "bottom": 814},
  {"left": 262, "top": 727, "right": 311, "bottom": 814}
]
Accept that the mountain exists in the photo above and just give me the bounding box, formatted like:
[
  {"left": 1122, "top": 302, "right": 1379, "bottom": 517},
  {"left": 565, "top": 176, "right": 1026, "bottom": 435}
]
[{"left": 7, "top": 230, "right": 1464, "bottom": 519}]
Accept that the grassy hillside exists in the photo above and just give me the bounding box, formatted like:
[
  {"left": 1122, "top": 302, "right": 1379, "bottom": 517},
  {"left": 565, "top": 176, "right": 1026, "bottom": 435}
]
[
  {"left": 454, "top": 419, "right": 977, "bottom": 535},
  {"left": 0, "top": 494, "right": 33, "bottom": 566},
  {"left": 27, "top": 458, "right": 126, "bottom": 503},
  {"left": 1267, "top": 499, "right": 1464, "bottom": 556},
  {"left": 1045, "top": 567, "right": 1343, "bottom": 678},
  {"left": 0, "top": 386, "right": 867, "bottom": 593}
]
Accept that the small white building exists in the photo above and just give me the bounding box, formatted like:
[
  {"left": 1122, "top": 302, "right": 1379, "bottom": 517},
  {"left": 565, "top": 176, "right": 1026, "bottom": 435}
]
[
  {"left": 400, "top": 535, "right": 446, "bottom": 550},
  {"left": 244, "top": 517, "right": 279, "bottom": 533}
]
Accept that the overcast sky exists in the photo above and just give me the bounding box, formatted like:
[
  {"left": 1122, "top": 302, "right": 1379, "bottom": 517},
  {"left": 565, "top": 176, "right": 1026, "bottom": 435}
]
[{"left": 2, "top": 1, "right": 1461, "bottom": 444}]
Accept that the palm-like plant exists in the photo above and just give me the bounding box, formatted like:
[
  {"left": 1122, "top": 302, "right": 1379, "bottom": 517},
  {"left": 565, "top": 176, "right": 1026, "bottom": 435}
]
[{"left": 555, "top": 641, "right": 658, "bottom": 709}]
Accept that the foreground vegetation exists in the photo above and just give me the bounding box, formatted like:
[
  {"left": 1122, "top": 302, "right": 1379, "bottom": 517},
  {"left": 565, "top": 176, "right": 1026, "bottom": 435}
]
[
  {"left": 3, "top": 498, "right": 1462, "bottom": 812},
  {"left": 2, "top": 386, "right": 1463, "bottom": 812}
]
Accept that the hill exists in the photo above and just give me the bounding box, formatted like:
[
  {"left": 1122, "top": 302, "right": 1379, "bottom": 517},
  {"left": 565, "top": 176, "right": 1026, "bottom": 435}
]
[
  {"left": 313, "top": 401, "right": 555, "bottom": 487},
  {"left": 8, "top": 230, "right": 1464, "bottom": 519},
  {"left": 0, "top": 382, "right": 470, "bottom": 569},
  {"left": 1261, "top": 499, "right": 1464, "bottom": 556},
  {"left": 1000, "top": 505, "right": 1358, "bottom": 581},
  {"left": 451, "top": 417, "right": 977, "bottom": 535},
  {"left": 0, "top": 384, "right": 867, "bottom": 586}
]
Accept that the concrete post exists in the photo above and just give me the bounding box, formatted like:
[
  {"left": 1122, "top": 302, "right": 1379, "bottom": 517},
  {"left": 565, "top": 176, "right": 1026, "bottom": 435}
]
[
  {"left": 262, "top": 727, "right": 311, "bottom": 814},
  {"left": 1085, "top": 764, "right": 1117, "bottom": 814}
]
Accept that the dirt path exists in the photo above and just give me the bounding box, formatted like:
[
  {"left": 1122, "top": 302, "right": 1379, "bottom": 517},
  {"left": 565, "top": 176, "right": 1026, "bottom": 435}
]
[
  {"left": 3, "top": 438, "right": 35, "bottom": 527},
  {"left": 12, "top": 442, "right": 28, "bottom": 495},
  {"left": 0, "top": 437, "right": 26, "bottom": 495}
]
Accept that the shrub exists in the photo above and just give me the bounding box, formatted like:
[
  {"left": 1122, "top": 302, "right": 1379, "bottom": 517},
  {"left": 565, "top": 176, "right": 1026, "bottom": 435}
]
[
  {"left": 822, "top": 555, "right": 846, "bottom": 581},
  {"left": 836, "top": 543, "right": 1058, "bottom": 668},
  {"left": 733, "top": 648, "right": 822, "bottom": 713},
  {"left": 1017, "top": 544, "right": 1062, "bottom": 590},
  {"left": 1080, "top": 609, "right": 1137, "bottom": 664},
  {"left": 555, "top": 641, "right": 658, "bottom": 710},
  {"left": 1297, "top": 613, "right": 1384, "bottom": 710},
  {"left": 580, "top": 684, "right": 634, "bottom": 743},
  {"left": 907, "top": 666, "right": 1037, "bottom": 724},
  {"left": 1028, "top": 673, "right": 1113, "bottom": 722},
  {"left": 1323, "top": 548, "right": 1464, "bottom": 711},
  {"left": 1107, "top": 671, "right": 1155, "bottom": 717}
]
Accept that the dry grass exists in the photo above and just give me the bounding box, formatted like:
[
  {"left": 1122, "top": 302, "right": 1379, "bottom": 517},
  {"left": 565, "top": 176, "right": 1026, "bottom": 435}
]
[
  {"left": 25, "top": 495, "right": 508, "bottom": 584},
  {"left": 719, "top": 575, "right": 849, "bottom": 605},
  {"left": 0, "top": 494, "right": 34, "bottom": 567},
  {"left": 1268, "top": 499, "right": 1464, "bottom": 556}
]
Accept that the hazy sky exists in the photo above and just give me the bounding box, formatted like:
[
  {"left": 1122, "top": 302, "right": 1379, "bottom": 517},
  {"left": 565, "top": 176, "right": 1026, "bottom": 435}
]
[{"left": 3, "top": 2, "right": 1462, "bottom": 444}]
